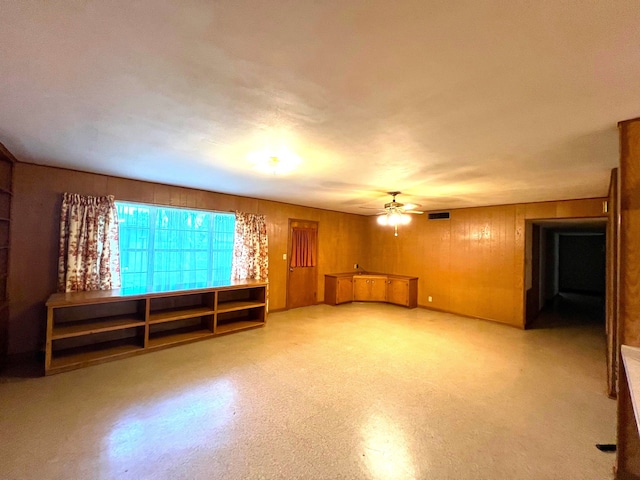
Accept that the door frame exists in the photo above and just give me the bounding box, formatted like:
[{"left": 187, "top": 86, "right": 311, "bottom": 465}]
[{"left": 286, "top": 218, "right": 319, "bottom": 310}]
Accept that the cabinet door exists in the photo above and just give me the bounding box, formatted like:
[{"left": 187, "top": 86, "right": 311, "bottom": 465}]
[
  {"left": 336, "top": 277, "right": 353, "bottom": 304},
  {"left": 369, "top": 277, "right": 387, "bottom": 302},
  {"left": 387, "top": 278, "right": 409, "bottom": 306},
  {"left": 353, "top": 277, "right": 369, "bottom": 301}
]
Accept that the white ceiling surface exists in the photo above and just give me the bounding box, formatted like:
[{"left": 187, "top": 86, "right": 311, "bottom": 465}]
[{"left": 1, "top": 1, "right": 639, "bottom": 214}]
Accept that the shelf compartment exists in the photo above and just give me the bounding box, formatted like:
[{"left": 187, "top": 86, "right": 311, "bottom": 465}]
[
  {"left": 215, "top": 320, "right": 264, "bottom": 335},
  {"left": 216, "top": 300, "right": 266, "bottom": 313},
  {"left": 53, "top": 299, "right": 145, "bottom": 324},
  {"left": 149, "top": 292, "right": 214, "bottom": 323},
  {"left": 217, "top": 286, "right": 266, "bottom": 311},
  {"left": 148, "top": 316, "right": 214, "bottom": 349},
  {"left": 49, "top": 328, "right": 145, "bottom": 374},
  {"left": 52, "top": 315, "right": 145, "bottom": 340},
  {"left": 216, "top": 306, "right": 265, "bottom": 335},
  {"left": 149, "top": 306, "right": 214, "bottom": 324},
  {"left": 0, "top": 192, "right": 9, "bottom": 219}
]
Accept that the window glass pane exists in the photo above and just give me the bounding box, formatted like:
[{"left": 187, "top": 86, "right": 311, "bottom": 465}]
[{"left": 116, "top": 202, "right": 235, "bottom": 292}]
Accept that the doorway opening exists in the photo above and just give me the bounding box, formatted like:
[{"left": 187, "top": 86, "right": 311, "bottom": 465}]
[{"left": 526, "top": 219, "right": 607, "bottom": 329}]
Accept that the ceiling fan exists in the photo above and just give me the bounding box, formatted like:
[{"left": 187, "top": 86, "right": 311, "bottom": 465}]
[{"left": 374, "top": 191, "right": 424, "bottom": 236}]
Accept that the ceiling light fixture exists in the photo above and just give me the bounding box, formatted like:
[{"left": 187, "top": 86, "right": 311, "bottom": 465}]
[
  {"left": 374, "top": 192, "right": 424, "bottom": 237},
  {"left": 248, "top": 148, "right": 301, "bottom": 176}
]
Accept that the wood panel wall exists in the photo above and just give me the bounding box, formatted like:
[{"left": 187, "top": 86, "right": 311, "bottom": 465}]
[
  {"left": 366, "top": 198, "right": 607, "bottom": 328},
  {"left": 8, "top": 163, "right": 367, "bottom": 355},
  {"left": 8, "top": 160, "right": 609, "bottom": 356},
  {"left": 607, "top": 168, "right": 619, "bottom": 398},
  {"left": 0, "top": 144, "right": 14, "bottom": 369},
  {"left": 617, "top": 118, "right": 640, "bottom": 480}
]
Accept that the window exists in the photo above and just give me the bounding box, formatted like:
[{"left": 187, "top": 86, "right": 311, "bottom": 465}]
[{"left": 116, "top": 202, "right": 235, "bottom": 293}]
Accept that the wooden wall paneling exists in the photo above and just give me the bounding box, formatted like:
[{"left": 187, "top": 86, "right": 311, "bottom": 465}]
[
  {"left": 442, "top": 206, "right": 519, "bottom": 325},
  {"left": 419, "top": 217, "right": 451, "bottom": 311},
  {"left": 368, "top": 197, "right": 602, "bottom": 330},
  {"left": 524, "top": 201, "right": 558, "bottom": 219},
  {"left": 556, "top": 198, "right": 607, "bottom": 218},
  {"left": 476, "top": 207, "right": 493, "bottom": 319},
  {"left": 513, "top": 205, "right": 526, "bottom": 328},
  {"left": 8, "top": 159, "right": 612, "bottom": 356},
  {"left": 8, "top": 163, "right": 367, "bottom": 354},
  {"left": 606, "top": 168, "right": 619, "bottom": 398},
  {"left": 107, "top": 176, "right": 155, "bottom": 204},
  {"left": 494, "top": 206, "right": 517, "bottom": 323},
  {"left": 524, "top": 198, "right": 606, "bottom": 220},
  {"left": 449, "top": 209, "right": 479, "bottom": 318},
  {"left": 617, "top": 118, "right": 640, "bottom": 479},
  {"left": 0, "top": 143, "right": 13, "bottom": 369}
]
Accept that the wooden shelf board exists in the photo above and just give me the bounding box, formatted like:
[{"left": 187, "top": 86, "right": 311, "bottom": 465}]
[
  {"left": 149, "top": 306, "right": 214, "bottom": 324},
  {"left": 216, "top": 300, "right": 266, "bottom": 313},
  {"left": 49, "top": 340, "right": 143, "bottom": 373},
  {"left": 147, "top": 327, "right": 213, "bottom": 349},
  {"left": 216, "top": 320, "right": 264, "bottom": 335},
  {"left": 52, "top": 315, "right": 145, "bottom": 340}
]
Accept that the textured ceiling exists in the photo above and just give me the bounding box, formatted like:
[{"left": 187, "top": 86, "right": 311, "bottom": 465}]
[{"left": 1, "top": 1, "right": 638, "bottom": 214}]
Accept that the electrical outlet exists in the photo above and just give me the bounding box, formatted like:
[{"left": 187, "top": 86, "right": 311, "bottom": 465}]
[
  {"left": 282, "top": 253, "right": 287, "bottom": 260},
  {"left": 354, "top": 263, "right": 359, "bottom": 269},
  {"left": 428, "top": 296, "right": 433, "bottom": 302}
]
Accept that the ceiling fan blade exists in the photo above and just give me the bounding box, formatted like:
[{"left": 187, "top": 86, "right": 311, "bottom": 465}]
[
  {"left": 406, "top": 210, "right": 424, "bottom": 214},
  {"left": 403, "top": 203, "right": 422, "bottom": 211}
]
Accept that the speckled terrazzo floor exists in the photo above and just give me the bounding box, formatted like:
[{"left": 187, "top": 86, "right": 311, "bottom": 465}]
[{"left": 0, "top": 301, "right": 616, "bottom": 479}]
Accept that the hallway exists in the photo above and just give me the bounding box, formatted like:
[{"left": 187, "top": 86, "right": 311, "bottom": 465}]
[{"left": 529, "top": 292, "right": 605, "bottom": 330}]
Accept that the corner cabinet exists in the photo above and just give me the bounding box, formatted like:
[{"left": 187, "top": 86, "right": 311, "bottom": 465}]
[
  {"left": 324, "top": 274, "right": 353, "bottom": 305},
  {"left": 324, "top": 273, "right": 418, "bottom": 308},
  {"left": 387, "top": 277, "right": 417, "bottom": 307},
  {"left": 353, "top": 275, "right": 387, "bottom": 302},
  {"left": 45, "top": 280, "right": 267, "bottom": 375}
]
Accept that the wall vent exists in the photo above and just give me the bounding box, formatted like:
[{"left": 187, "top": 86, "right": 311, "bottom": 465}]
[{"left": 428, "top": 212, "right": 450, "bottom": 220}]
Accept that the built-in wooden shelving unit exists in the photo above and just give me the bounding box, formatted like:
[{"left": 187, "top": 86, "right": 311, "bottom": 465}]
[
  {"left": 0, "top": 143, "right": 14, "bottom": 370},
  {"left": 45, "top": 280, "right": 267, "bottom": 375}
]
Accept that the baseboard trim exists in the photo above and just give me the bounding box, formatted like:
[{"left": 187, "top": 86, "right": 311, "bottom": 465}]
[{"left": 418, "top": 304, "right": 525, "bottom": 329}]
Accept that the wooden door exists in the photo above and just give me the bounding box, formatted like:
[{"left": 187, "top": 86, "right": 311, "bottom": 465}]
[
  {"left": 287, "top": 220, "right": 318, "bottom": 309},
  {"left": 387, "top": 278, "right": 408, "bottom": 306}
]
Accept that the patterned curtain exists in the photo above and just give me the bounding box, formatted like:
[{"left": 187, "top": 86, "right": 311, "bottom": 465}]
[
  {"left": 231, "top": 211, "right": 269, "bottom": 280},
  {"left": 291, "top": 227, "right": 317, "bottom": 267},
  {"left": 57, "top": 193, "right": 121, "bottom": 292}
]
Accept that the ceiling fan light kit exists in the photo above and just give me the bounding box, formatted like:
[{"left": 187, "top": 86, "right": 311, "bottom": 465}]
[{"left": 376, "top": 192, "right": 424, "bottom": 236}]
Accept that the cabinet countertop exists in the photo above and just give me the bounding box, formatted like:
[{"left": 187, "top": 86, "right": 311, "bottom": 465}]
[
  {"left": 325, "top": 272, "right": 418, "bottom": 280},
  {"left": 622, "top": 344, "right": 640, "bottom": 436},
  {"left": 47, "top": 278, "right": 268, "bottom": 307}
]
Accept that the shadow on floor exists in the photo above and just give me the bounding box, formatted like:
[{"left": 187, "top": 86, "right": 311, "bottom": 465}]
[
  {"left": 0, "top": 353, "right": 43, "bottom": 382},
  {"left": 528, "top": 292, "right": 605, "bottom": 329}
]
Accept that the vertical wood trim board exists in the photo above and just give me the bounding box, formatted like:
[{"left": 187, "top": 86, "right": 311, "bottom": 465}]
[{"left": 617, "top": 118, "right": 640, "bottom": 479}]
